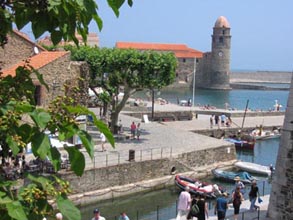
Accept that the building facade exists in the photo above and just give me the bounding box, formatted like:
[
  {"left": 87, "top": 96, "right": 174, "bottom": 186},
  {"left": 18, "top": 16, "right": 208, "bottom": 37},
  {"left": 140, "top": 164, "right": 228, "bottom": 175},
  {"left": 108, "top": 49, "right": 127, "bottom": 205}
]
[
  {"left": 0, "top": 31, "right": 90, "bottom": 107},
  {"left": 116, "top": 16, "right": 231, "bottom": 90},
  {"left": 267, "top": 75, "right": 293, "bottom": 219},
  {"left": 195, "top": 16, "right": 231, "bottom": 90},
  {"left": 115, "top": 42, "right": 203, "bottom": 88}
]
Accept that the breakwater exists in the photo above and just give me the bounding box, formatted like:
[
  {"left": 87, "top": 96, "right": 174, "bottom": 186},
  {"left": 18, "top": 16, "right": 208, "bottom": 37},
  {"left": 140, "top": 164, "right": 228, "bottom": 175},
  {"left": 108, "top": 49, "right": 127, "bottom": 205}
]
[{"left": 230, "top": 71, "right": 292, "bottom": 84}]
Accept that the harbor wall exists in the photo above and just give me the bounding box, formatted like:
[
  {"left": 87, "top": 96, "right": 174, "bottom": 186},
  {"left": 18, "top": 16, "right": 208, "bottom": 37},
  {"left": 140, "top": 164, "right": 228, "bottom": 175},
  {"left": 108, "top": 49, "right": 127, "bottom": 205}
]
[
  {"left": 230, "top": 71, "right": 292, "bottom": 84},
  {"left": 125, "top": 110, "right": 284, "bottom": 122},
  {"left": 59, "top": 144, "right": 236, "bottom": 204}
]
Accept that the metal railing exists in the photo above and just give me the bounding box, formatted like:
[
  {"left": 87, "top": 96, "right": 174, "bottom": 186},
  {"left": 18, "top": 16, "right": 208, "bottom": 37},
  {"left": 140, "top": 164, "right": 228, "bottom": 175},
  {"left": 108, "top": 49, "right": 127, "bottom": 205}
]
[{"left": 83, "top": 147, "right": 174, "bottom": 169}]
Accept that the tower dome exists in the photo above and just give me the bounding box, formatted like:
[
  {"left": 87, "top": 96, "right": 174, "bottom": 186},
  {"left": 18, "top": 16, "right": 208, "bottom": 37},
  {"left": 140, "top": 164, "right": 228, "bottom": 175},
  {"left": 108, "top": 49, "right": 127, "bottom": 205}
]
[{"left": 214, "top": 16, "right": 230, "bottom": 28}]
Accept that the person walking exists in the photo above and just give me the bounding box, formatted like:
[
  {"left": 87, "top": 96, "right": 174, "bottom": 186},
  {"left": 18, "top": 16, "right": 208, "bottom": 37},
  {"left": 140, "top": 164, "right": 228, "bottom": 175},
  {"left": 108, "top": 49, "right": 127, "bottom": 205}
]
[
  {"left": 231, "top": 186, "right": 244, "bottom": 220},
  {"left": 130, "top": 122, "right": 136, "bottom": 139},
  {"left": 210, "top": 115, "right": 214, "bottom": 129},
  {"left": 55, "top": 213, "right": 63, "bottom": 220},
  {"left": 187, "top": 194, "right": 200, "bottom": 220},
  {"left": 249, "top": 180, "right": 260, "bottom": 211},
  {"left": 234, "top": 176, "right": 245, "bottom": 194},
  {"left": 136, "top": 123, "right": 141, "bottom": 140},
  {"left": 220, "top": 114, "right": 226, "bottom": 127},
  {"left": 118, "top": 212, "right": 130, "bottom": 220},
  {"left": 214, "top": 115, "right": 219, "bottom": 128},
  {"left": 214, "top": 192, "right": 229, "bottom": 220},
  {"left": 196, "top": 194, "right": 209, "bottom": 220},
  {"left": 99, "top": 132, "right": 106, "bottom": 151},
  {"left": 91, "top": 208, "right": 106, "bottom": 220},
  {"left": 176, "top": 186, "right": 191, "bottom": 220}
]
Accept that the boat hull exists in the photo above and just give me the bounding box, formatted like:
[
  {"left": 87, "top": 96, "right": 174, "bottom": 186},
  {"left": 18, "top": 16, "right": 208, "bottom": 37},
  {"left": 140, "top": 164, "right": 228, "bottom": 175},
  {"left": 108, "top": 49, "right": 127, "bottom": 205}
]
[
  {"left": 234, "top": 161, "right": 271, "bottom": 176},
  {"left": 174, "top": 175, "right": 223, "bottom": 199},
  {"left": 211, "top": 168, "right": 254, "bottom": 184},
  {"left": 224, "top": 138, "right": 255, "bottom": 150}
]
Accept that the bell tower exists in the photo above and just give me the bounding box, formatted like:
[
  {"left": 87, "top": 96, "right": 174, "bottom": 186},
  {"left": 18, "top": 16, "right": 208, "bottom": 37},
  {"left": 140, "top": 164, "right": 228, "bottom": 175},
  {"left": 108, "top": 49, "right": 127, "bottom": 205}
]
[{"left": 210, "top": 16, "right": 231, "bottom": 89}]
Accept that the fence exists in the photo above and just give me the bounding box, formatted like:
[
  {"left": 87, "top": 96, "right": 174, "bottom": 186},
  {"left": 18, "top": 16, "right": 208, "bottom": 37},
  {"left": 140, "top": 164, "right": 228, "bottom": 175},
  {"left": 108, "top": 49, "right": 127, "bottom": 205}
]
[{"left": 83, "top": 147, "right": 174, "bottom": 169}]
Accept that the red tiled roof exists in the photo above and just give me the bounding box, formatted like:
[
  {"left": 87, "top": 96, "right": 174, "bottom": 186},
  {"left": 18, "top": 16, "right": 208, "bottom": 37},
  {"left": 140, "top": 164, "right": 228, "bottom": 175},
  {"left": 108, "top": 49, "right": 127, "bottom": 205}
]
[
  {"left": 115, "top": 42, "right": 203, "bottom": 58},
  {"left": 1, "top": 51, "right": 69, "bottom": 77}
]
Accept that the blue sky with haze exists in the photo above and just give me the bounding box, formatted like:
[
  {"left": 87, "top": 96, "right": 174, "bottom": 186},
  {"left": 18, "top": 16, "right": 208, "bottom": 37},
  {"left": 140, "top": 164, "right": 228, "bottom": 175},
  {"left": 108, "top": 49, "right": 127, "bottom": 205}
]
[{"left": 93, "top": 0, "right": 292, "bottom": 71}]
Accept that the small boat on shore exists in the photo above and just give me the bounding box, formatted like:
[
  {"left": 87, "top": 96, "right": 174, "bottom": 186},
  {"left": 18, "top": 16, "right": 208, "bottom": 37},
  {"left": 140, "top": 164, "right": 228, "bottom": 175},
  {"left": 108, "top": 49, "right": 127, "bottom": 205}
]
[
  {"left": 174, "top": 175, "right": 224, "bottom": 199},
  {"left": 234, "top": 161, "right": 272, "bottom": 176},
  {"left": 224, "top": 136, "right": 255, "bottom": 150},
  {"left": 211, "top": 168, "right": 255, "bottom": 184}
]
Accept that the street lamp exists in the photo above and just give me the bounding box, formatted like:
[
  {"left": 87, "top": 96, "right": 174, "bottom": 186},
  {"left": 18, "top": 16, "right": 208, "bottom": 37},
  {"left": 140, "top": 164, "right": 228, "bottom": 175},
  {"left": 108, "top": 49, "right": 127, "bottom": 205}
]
[{"left": 192, "top": 58, "right": 197, "bottom": 107}]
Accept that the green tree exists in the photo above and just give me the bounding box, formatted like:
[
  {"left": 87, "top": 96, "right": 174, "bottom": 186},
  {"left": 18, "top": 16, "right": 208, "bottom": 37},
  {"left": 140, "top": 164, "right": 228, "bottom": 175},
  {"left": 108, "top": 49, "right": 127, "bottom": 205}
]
[
  {"left": 71, "top": 47, "right": 177, "bottom": 131},
  {"left": 0, "top": 0, "right": 133, "bottom": 220},
  {"left": 0, "top": 0, "right": 133, "bottom": 47}
]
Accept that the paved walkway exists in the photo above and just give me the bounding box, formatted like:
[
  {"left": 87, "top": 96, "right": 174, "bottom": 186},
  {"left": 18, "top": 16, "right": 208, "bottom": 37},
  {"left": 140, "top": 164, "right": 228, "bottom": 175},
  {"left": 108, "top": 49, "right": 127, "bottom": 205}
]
[{"left": 85, "top": 103, "right": 284, "bottom": 169}]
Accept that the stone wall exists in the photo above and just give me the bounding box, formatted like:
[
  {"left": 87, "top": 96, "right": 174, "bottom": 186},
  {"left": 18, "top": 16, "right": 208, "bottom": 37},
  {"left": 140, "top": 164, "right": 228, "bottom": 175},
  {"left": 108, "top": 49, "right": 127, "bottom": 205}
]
[
  {"left": 176, "top": 58, "right": 195, "bottom": 82},
  {"left": 30, "top": 54, "right": 90, "bottom": 107},
  {"left": 0, "top": 32, "right": 45, "bottom": 70},
  {"left": 230, "top": 71, "right": 292, "bottom": 83},
  {"left": 59, "top": 144, "right": 236, "bottom": 194},
  {"left": 267, "top": 76, "right": 293, "bottom": 219}
]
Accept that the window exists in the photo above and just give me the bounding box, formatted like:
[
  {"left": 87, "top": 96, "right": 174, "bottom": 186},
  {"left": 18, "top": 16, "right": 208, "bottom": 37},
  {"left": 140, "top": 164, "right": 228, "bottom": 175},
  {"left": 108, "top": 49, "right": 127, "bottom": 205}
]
[
  {"left": 34, "top": 85, "right": 41, "bottom": 106},
  {"left": 182, "top": 58, "right": 186, "bottom": 63},
  {"left": 222, "top": 30, "right": 225, "bottom": 35},
  {"left": 219, "top": 37, "right": 224, "bottom": 43}
]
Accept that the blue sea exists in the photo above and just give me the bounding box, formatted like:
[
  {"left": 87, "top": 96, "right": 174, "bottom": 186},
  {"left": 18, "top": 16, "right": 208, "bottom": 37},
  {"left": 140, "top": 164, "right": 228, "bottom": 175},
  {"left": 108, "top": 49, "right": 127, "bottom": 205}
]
[{"left": 147, "top": 87, "right": 290, "bottom": 111}]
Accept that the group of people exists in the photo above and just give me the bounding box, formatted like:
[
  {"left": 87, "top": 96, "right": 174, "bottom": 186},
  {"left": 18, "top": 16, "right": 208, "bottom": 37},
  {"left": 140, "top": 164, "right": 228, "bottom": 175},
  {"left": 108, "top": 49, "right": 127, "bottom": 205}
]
[
  {"left": 91, "top": 208, "right": 130, "bottom": 220},
  {"left": 177, "top": 177, "right": 261, "bottom": 220},
  {"left": 44, "top": 210, "right": 129, "bottom": 220},
  {"left": 210, "top": 114, "right": 232, "bottom": 129},
  {"left": 130, "top": 121, "right": 141, "bottom": 140}
]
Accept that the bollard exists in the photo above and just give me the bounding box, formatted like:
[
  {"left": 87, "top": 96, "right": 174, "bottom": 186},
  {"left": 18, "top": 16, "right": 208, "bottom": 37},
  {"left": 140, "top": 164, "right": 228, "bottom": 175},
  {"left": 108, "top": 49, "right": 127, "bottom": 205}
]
[{"left": 129, "top": 149, "right": 135, "bottom": 161}]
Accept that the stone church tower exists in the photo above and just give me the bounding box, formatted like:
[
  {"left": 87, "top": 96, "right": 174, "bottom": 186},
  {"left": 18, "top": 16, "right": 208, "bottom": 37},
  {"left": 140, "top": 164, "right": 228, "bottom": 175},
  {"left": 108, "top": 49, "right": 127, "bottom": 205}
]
[
  {"left": 267, "top": 75, "right": 293, "bottom": 219},
  {"left": 195, "top": 16, "right": 231, "bottom": 89}
]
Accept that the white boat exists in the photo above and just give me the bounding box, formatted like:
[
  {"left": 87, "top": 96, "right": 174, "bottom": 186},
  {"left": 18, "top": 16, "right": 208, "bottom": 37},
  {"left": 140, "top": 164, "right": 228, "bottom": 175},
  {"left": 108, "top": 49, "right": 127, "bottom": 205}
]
[
  {"left": 250, "top": 128, "right": 281, "bottom": 140},
  {"left": 234, "top": 161, "right": 272, "bottom": 176}
]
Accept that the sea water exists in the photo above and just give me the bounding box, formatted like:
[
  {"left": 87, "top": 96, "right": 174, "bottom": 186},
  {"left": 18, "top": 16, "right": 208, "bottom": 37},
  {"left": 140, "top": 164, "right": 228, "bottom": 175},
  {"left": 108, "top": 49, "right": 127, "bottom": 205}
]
[{"left": 134, "top": 87, "right": 289, "bottom": 111}]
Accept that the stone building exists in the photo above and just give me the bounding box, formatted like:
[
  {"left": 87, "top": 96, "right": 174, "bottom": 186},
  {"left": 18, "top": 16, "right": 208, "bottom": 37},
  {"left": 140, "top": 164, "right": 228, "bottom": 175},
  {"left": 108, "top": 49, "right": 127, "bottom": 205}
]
[
  {"left": 267, "top": 75, "right": 293, "bottom": 219},
  {"left": 115, "top": 42, "right": 203, "bottom": 87},
  {"left": 0, "top": 30, "right": 90, "bottom": 107},
  {"left": 37, "top": 32, "right": 100, "bottom": 48},
  {"left": 116, "top": 16, "right": 231, "bottom": 90},
  {"left": 195, "top": 16, "right": 231, "bottom": 90}
]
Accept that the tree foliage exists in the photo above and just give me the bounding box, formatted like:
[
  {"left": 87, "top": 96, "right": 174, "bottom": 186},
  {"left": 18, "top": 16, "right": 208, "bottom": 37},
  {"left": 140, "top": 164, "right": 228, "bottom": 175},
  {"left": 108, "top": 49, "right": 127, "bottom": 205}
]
[
  {"left": 0, "top": 0, "right": 133, "bottom": 219},
  {"left": 70, "top": 47, "right": 177, "bottom": 129},
  {"left": 0, "top": 64, "right": 114, "bottom": 220},
  {"left": 0, "top": 0, "right": 133, "bottom": 47}
]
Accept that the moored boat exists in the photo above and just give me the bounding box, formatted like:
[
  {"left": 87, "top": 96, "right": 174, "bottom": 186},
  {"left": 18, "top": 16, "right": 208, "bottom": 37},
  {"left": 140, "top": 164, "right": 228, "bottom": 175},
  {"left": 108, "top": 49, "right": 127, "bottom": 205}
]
[
  {"left": 211, "top": 168, "right": 255, "bottom": 184},
  {"left": 250, "top": 127, "right": 281, "bottom": 140},
  {"left": 234, "top": 161, "right": 272, "bottom": 176},
  {"left": 174, "top": 175, "right": 224, "bottom": 199},
  {"left": 224, "top": 136, "right": 255, "bottom": 150}
]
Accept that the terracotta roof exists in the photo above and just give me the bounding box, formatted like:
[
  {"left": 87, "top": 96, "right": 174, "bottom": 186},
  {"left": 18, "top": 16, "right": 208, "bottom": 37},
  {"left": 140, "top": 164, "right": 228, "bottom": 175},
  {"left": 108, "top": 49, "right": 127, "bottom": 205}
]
[
  {"left": 1, "top": 51, "right": 69, "bottom": 77},
  {"left": 37, "top": 32, "right": 99, "bottom": 47},
  {"left": 115, "top": 42, "right": 203, "bottom": 58}
]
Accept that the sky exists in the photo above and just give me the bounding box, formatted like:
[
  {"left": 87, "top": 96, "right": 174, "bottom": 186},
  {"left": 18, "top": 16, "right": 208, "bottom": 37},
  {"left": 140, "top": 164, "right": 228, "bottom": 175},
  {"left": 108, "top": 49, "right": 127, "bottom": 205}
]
[{"left": 89, "top": 0, "right": 293, "bottom": 71}]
